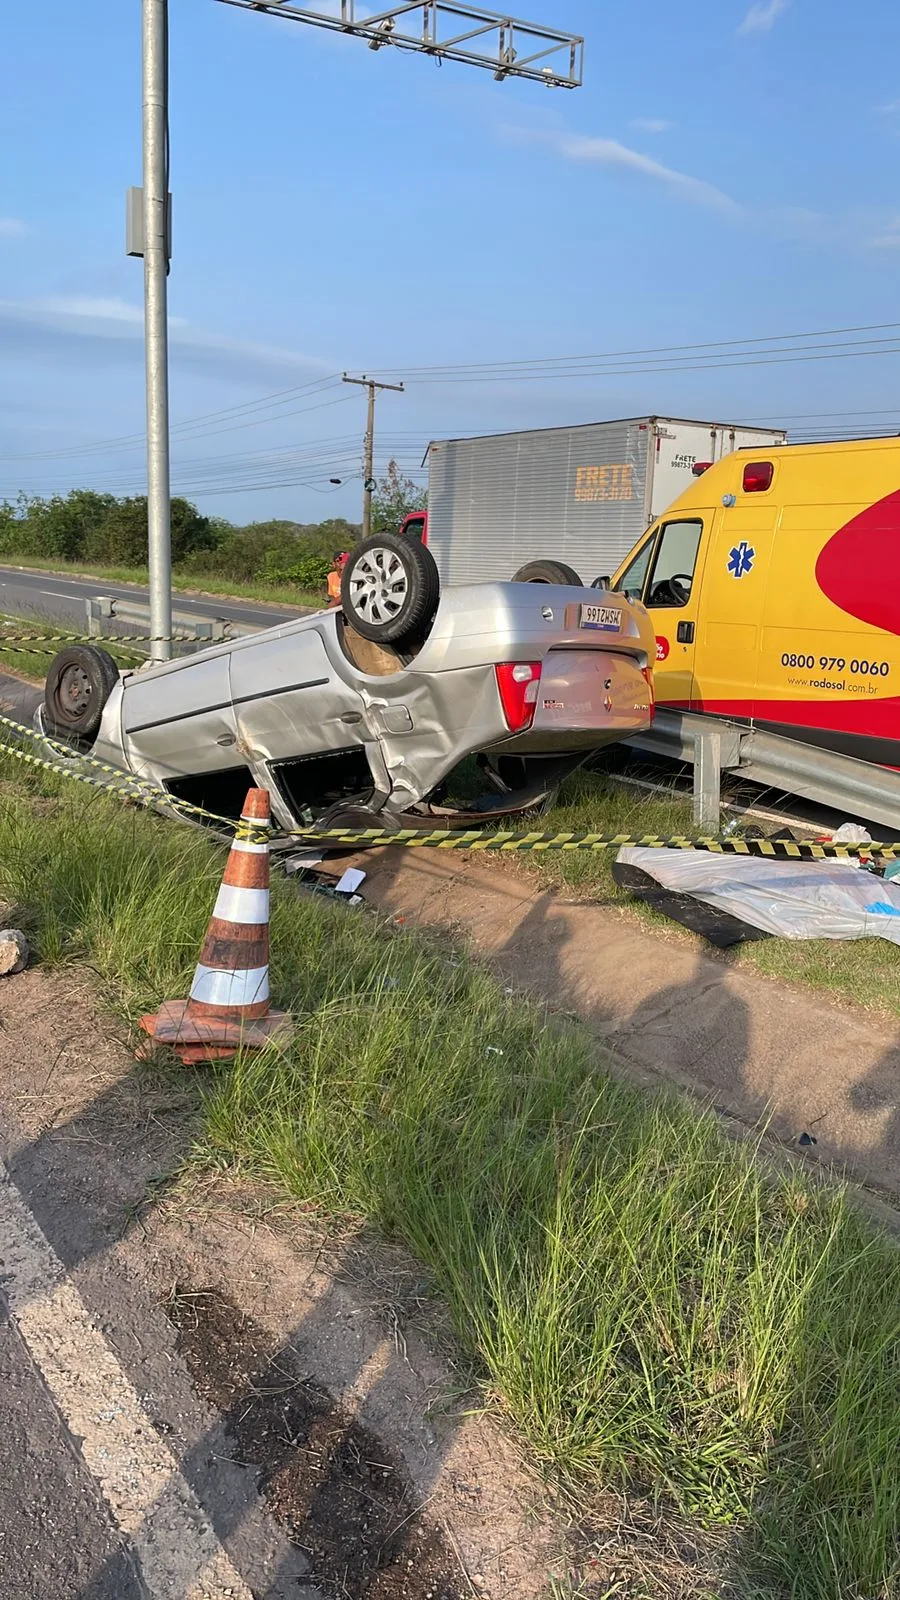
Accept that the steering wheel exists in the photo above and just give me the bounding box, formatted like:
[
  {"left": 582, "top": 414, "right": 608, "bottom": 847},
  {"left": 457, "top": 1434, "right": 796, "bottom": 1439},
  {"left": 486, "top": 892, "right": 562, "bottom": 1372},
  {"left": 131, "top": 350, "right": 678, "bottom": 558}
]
[{"left": 662, "top": 573, "right": 692, "bottom": 605}]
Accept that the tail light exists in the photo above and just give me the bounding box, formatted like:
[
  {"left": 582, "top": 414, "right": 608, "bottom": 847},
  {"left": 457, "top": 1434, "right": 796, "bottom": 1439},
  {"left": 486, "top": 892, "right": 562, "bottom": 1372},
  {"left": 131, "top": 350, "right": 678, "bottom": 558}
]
[
  {"left": 641, "top": 664, "right": 656, "bottom": 718},
  {"left": 495, "top": 662, "right": 542, "bottom": 732},
  {"left": 692, "top": 461, "right": 713, "bottom": 477}
]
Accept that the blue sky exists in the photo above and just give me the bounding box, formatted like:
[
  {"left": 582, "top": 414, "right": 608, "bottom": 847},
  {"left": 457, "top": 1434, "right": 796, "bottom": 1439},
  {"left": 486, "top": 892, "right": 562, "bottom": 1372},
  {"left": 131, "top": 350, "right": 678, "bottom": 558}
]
[{"left": 1, "top": 0, "right": 899, "bottom": 525}]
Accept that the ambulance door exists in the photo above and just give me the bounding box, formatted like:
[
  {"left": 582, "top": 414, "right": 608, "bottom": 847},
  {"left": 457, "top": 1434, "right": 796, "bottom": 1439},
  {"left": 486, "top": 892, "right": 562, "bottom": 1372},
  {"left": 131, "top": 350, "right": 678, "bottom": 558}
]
[
  {"left": 691, "top": 502, "right": 778, "bottom": 719},
  {"left": 615, "top": 513, "right": 710, "bottom": 707}
]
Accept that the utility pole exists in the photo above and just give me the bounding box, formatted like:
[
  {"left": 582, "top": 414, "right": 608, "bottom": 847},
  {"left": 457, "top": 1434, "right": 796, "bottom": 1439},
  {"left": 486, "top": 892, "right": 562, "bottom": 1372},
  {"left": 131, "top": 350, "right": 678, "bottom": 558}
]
[
  {"left": 141, "top": 0, "right": 172, "bottom": 663},
  {"left": 342, "top": 374, "right": 405, "bottom": 539}
]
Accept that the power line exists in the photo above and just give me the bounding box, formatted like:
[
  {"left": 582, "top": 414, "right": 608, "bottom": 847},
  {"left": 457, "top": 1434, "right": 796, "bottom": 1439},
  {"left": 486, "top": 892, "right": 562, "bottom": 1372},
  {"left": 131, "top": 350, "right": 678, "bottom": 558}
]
[
  {"left": 370, "top": 320, "right": 900, "bottom": 378},
  {"left": 0, "top": 375, "right": 344, "bottom": 463},
  {"left": 398, "top": 339, "right": 900, "bottom": 386},
  {"left": 0, "top": 432, "right": 429, "bottom": 496},
  {"left": 4, "top": 320, "right": 900, "bottom": 491},
  {"left": 5, "top": 319, "right": 900, "bottom": 469}
]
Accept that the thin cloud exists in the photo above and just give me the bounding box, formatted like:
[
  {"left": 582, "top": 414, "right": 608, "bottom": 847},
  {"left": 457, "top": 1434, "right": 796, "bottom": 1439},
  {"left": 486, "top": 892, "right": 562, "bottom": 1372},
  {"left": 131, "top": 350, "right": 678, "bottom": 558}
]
[
  {"left": 869, "top": 218, "right": 900, "bottom": 250},
  {"left": 0, "top": 297, "right": 333, "bottom": 387},
  {"left": 524, "top": 127, "right": 740, "bottom": 215},
  {"left": 738, "top": 0, "right": 789, "bottom": 35},
  {"left": 629, "top": 118, "right": 674, "bottom": 134},
  {"left": 36, "top": 296, "right": 149, "bottom": 324},
  {"left": 0, "top": 217, "right": 28, "bottom": 239}
]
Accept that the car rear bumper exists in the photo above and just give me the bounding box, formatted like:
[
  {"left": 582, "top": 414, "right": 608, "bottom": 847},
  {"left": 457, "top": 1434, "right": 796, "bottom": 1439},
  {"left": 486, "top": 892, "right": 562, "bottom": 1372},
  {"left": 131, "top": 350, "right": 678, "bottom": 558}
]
[{"left": 485, "top": 648, "right": 652, "bottom": 753}]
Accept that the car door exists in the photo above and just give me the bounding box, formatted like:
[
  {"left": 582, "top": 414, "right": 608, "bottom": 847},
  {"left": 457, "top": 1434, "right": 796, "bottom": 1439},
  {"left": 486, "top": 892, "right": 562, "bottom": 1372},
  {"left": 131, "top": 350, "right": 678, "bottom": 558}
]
[
  {"left": 615, "top": 514, "right": 710, "bottom": 708},
  {"left": 121, "top": 649, "right": 239, "bottom": 780},
  {"left": 227, "top": 624, "right": 365, "bottom": 761}
]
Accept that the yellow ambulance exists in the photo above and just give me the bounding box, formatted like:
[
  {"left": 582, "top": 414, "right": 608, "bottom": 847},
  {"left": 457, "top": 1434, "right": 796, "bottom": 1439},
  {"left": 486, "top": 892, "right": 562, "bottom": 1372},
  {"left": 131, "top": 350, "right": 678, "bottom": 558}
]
[{"left": 609, "top": 435, "right": 900, "bottom": 767}]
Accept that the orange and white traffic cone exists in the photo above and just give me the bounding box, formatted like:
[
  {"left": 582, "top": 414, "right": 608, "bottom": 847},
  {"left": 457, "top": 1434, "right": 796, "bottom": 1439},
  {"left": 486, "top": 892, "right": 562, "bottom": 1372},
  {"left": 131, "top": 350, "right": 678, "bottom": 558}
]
[{"left": 139, "top": 787, "right": 292, "bottom": 1064}]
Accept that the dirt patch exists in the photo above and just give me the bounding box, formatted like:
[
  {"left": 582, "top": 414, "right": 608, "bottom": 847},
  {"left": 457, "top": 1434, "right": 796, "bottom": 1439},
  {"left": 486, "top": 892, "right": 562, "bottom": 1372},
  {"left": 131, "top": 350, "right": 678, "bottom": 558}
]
[{"left": 166, "top": 1284, "right": 463, "bottom": 1599}]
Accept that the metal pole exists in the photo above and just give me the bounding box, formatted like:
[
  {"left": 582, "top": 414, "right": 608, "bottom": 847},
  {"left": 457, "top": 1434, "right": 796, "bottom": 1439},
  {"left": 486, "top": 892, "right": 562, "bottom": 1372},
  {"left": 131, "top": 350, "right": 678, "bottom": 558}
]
[
  {"left": 142, "top": 0, "right": 172, "bottom": 662},
  {"left": 362, "top": 382, "right": 375, "bottom": 540}
]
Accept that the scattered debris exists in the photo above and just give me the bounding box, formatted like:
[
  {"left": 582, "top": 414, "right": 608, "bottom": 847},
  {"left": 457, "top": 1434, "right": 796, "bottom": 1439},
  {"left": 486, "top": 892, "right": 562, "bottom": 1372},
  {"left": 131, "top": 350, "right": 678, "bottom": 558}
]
[
  {"left": 832, "top": 822, "right": 872, "bottom": 845},
  {"left": 0, "top": 928, "right": 29, "bottom": 976},
  {"left": 336, "top": 866, "right": 366, "bottom": 898},
  {"left": 283, "top": 848, "right": 325, "bottom": 872}
]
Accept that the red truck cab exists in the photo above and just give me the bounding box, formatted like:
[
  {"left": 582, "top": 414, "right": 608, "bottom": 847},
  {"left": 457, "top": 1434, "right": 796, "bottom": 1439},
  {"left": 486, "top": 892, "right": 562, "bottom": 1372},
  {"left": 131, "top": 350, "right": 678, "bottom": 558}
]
[{"left": 399, "top": 511, "right": 428, "bottom": 543}]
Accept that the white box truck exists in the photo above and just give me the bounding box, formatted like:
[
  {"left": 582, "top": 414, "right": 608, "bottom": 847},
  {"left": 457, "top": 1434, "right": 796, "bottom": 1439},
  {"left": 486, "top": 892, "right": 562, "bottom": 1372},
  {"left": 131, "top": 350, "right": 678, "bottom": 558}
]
[{"left": 415, "top": 416, "right": 786, "bottom": 586}]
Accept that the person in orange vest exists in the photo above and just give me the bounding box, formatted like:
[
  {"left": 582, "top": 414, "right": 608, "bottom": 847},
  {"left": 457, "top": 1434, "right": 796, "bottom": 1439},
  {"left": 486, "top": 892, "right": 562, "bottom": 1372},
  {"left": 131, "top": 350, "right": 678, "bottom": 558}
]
[{"left": 326, "top": 551, "right": 349, "bottom": 607}]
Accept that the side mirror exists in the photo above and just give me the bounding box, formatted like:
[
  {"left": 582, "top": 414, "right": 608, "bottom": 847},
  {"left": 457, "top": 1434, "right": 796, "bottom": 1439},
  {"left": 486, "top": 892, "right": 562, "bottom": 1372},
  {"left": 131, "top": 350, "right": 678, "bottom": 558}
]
[{"left": 592, "top": 575, "right": 611, "bottom": 590}]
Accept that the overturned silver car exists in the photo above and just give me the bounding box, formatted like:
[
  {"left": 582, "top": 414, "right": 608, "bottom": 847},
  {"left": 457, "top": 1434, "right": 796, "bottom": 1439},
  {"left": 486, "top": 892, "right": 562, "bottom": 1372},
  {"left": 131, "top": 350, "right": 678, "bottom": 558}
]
[{"left": 39, "top": 534, "right": 655, "bottom": 829}]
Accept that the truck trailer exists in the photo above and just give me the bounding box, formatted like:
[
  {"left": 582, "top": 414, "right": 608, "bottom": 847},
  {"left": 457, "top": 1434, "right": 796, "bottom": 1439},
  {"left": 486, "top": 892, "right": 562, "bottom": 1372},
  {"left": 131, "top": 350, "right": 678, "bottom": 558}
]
[{"left": 421, "top": 416, "right": 786, "bottom": 587}]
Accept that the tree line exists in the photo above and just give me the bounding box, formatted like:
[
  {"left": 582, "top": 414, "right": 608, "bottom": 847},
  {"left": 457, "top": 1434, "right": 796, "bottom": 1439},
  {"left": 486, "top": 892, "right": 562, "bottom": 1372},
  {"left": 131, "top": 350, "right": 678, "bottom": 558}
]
[{"left": 0, "top": 460, "right": 426, "bottom": 593}]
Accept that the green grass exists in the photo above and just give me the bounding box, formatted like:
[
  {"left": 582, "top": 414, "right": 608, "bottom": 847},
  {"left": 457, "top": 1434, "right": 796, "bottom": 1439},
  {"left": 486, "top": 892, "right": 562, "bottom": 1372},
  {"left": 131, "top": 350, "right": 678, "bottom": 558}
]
[
  {"left": 496, "top": 766, "right": 900, "bottom": 1019},
  {"left": 2, "top": 752, "right": 900, "bottom": 1599},
  {"left": 0, "top": 554, "right": 322, "bottom": 610}
]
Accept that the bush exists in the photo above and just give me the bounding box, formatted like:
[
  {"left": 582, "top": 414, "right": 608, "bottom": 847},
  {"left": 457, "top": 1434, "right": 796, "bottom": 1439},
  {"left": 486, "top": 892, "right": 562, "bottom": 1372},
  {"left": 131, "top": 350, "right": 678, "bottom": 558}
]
[
  {"left": 260, "top": 552, "right": 332, "bottom": 590},
  {"left": 0, "top": 489, "right": 358, "bottom": 589},
  {"left": 0, "top": 491, "right": 117, "bottom": 561},
  {"left": 182, "top": 518, "right": 358, "bottom": 589},
  {"left": 83, "top": 496, "right": 215, "bottom": 567}
]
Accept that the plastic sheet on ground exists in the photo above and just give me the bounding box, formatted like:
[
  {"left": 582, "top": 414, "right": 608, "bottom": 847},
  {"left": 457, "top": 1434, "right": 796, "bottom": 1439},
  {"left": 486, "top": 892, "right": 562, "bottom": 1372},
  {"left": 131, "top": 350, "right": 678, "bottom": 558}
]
[{"left": 617, "top": 847, "right": 900, "bottom": 944}]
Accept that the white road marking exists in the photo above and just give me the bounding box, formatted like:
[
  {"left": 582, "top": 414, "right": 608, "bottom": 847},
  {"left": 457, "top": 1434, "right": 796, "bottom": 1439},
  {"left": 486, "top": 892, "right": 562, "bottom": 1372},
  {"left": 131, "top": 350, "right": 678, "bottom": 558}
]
[{"left": 0, "top": 1158, "right": 254, "bottom": 1599}]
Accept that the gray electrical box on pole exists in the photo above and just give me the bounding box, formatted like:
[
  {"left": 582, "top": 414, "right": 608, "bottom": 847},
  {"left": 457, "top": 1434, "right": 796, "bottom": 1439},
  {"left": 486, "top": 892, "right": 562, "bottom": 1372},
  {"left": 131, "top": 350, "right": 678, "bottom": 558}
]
[{"left": 125, "top": 186, "right": 172, "bottom": 260}]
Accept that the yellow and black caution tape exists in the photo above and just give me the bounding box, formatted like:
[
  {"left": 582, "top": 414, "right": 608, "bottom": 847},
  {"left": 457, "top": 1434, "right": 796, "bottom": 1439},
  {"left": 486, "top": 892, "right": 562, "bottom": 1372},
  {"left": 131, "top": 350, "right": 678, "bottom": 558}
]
[
  {"left": 0, "top": 630, "right": 206, "bottom": 662},
  {"left": 0, "top": 707, "right": 898, "bottom": 860},
  {"left": 0, "top": 630, "right": 214, "bottom": 646},
  {"left": 276, "top": 825, "right": 900, "bottom": 859}
]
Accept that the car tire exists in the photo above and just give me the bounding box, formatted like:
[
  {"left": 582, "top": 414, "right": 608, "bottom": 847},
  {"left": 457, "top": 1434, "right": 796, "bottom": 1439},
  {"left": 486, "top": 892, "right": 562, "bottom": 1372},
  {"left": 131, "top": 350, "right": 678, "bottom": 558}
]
[
  {"left": 511, "top": 559, "right": 583, "bottom": 586},
  {"left": 341, "top": 532, "right": 440, "bottom": 646},
  {"left": 44, "top": 645, "right": 119, "bottom": 740}
]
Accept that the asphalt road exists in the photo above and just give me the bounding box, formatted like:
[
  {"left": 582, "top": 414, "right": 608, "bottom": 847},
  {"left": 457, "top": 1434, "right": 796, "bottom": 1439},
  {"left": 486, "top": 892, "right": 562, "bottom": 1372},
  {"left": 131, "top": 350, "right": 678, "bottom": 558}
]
[
  {"left": 0, "top": 1109, "right": 319, "bottom": 1600},
  {"left": 0, "top": 565, "right": 301, "bottom": 634},
  {"left": 0, "top": 1316, "right": 144, "bottom": 1600},
  {"left": 0, "top": 671, "right": 41, "bottom": 725}
]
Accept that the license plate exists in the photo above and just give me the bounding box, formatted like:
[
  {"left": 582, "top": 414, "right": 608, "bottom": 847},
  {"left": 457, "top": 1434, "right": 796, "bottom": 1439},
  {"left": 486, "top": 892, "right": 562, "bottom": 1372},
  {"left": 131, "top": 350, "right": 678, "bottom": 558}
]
[{"left": 579, "top": 603, "right": 620, "bottom": 632}]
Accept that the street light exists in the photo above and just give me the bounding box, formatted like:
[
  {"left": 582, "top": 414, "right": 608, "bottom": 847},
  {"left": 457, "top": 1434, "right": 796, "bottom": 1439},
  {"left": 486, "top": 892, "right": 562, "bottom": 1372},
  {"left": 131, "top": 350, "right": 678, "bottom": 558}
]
[{"left": 137, "top": 0, "right": 584, "bottom": 659}]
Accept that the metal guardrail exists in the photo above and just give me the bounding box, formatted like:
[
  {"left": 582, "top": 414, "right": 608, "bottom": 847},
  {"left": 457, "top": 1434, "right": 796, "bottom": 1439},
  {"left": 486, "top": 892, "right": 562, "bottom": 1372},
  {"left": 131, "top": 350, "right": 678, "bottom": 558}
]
[
  {"left": 85, "top": 596, "right": 256, "bottom": 647},
  {"left": 739, "top": 726, "right": 900, "bottom": 833},
  {"left": 629, "top": 708, "right": 900, "bottom": 833}
]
